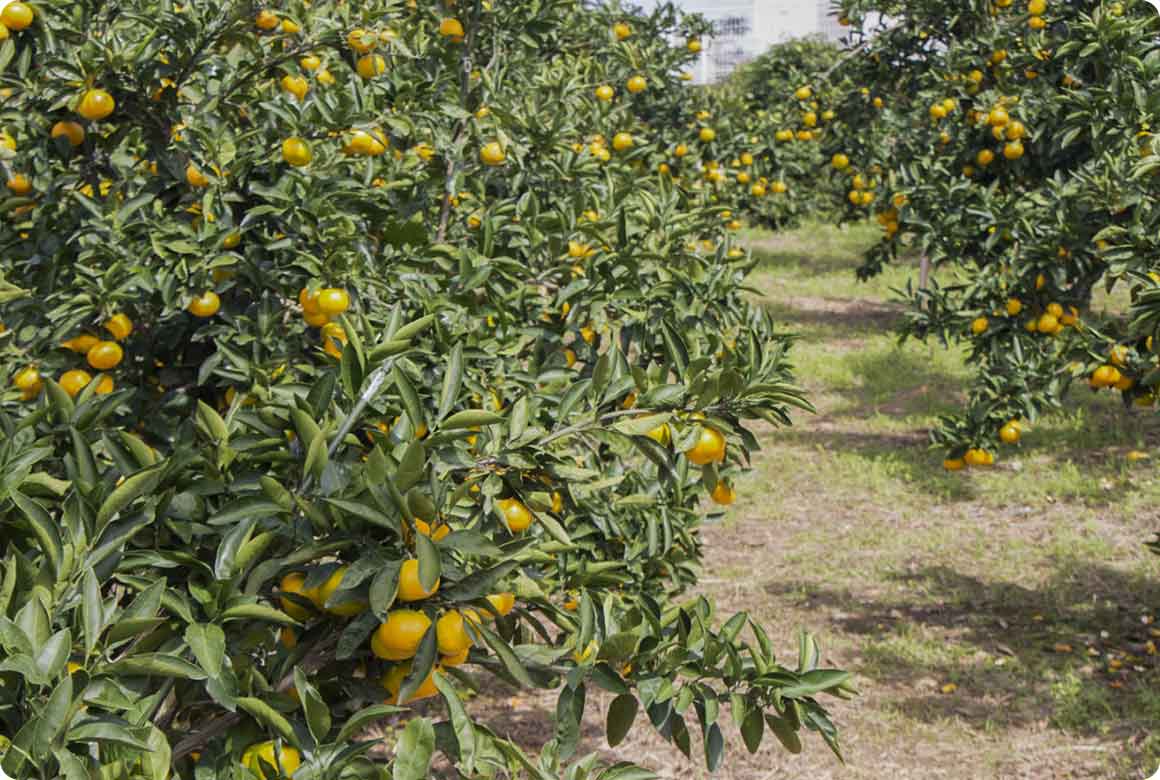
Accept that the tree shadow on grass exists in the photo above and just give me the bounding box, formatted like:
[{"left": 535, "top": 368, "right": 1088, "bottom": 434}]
[{"left": 763, "top": 561, "right": 1160, "bottom": 754}]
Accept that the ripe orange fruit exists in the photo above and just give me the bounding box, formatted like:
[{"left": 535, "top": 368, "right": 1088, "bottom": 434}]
[
  {"left": 438, "top": 17, "right": 465, "bottom": 40},
  {"left": 999, "top": 424, "right": 1020, "bottom": 444},
  {"left": 356, "top": 54, "right": 386, "bottom": 79},
  {"left": 1091, "top": 365, "right": 1121, "bottom": 388},
  {"left": 497, "top": 497, "right": 534, "bottom": 532},
  {"left": 485, "top": 592, "right": 516, "bottom": 618},
  {"left": 687, "top": 38, "right": 701, "bottom": 53},
  {"left": 1037, "top": 313, "right": 1060, "bottom": 334},
  {"left": 1006, "top": 121, "right": 1026, "bottom": 140},
  {"left": 371, "top": 610, "right": 432, "bottom": 660},
  {"left": 710, "top": 481, "right": 736, "bottom": 505},
  {"left": 316, "top": 288, "right": 350, "bottom": 316},
  {"left": 280, "top": 74, "right": 309, "bottom": 100},
  {"left": 241, "top": 742, "right": 300, "bottom": 779},
  {"left": 613, "top": 21, "right": 632, "bottom": 39},
  {"left": 86, "top": 341, "right": 123, "bottom": 371},
  {"left": 1006, "top": 298, "right": 1022, "bottom": 316},
  {"left": 51, "top": 121, "right": 85, "bottom": 147},
  {"left": 59, "top": 369, "right": 93, "bottom": 398},
  {"left": 942, "top": 458, "right": 965, "bottom": 471},
  {"left": 61, "top": 331, "right": 99, "bottom": 352},
  {"left": 104, "top": 313, "right": 133, "bottom": 340},
  {"left": 186, "top": 164, "right": 209, "bottom": 187},
  {"left": 12, "top": 365, "right": 42, "bottom": 399},
  {"left": 315, "top": 565, "right": 367, "bottom": 617},
  {"left": 831, "top": 153, "right": 850, "bottom": 170},
  {"left": 1, "top": 3, "right": 33, "bottom": 30},
  {"left": 94, "top": 375, "right": 114, "bottom": 395},
  {"left": 686, "top": 425, "right": 726, "bottom": 465},
  {"left": 963, "top": 448, "right": 988, "bottom": 467},
  {"left": 347, "top": 28, "right": 375, "bottom": 52},
  {"left": 76, "top": 89, "right": 115, "bottom": 121},
  {"left": 6, "top": 174, "right": 30, "bottom": 195},
  {"left": 187, "top": 291, "right": 221, "bottom": 318},
  {"left": 480, "top": 141, "right": 506, "bottom": 166},
  {"left": 612, "top": 132, "right": 634, "bottom": 151},
  {"left": 280, "top": 18, "right": 300, "bottom": 34},
  {"left": 698, "top": 127, "right": 716, "bottom": 143},
  {"left": 626, "top": 75, "right": 647, "bottom": 94},
  {"left": 976, "top": 149, "right": 995, "bottom": 166},
  {"left": 381, "top": 662, "right": 439, "bottom": 704},
  {"left": 436, "top": 611, "right": 473, "bottom": 656},
  {"left": 281, "top": 137, "right": 312, "bottom": 167},
  {"left": 1004, "top": 141, "right": 1024, "bottom": 160},
  {"left": 300, "top": 54, "right": 322, "bottom": 71},
  {"left": 278, "top": 572, "right": 315, "bottom": 620},
  {"left": 594, "top": 84, "right": 614, "bottom": 101},
  {"left": 794, "top": 85, "right": 812, "bottom": 100},
  {"left": 398, "top": 559, "right": 439, "bottom": 602},
  {"left": 970, "top": 316, "right": 989, "bottom": 335},
  {"left": 255, "top": 9, "right": 280, "bottom": 30}
]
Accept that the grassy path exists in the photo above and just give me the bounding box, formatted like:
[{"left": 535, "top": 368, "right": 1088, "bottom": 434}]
[{"left": 477, "top": 224, "right": 1160, "bottom": 778}]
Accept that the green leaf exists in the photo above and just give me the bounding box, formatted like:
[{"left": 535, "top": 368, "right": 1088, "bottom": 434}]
[
  {"left": 392, "top": 717, "right": 436, "bottom": 780},
  {"left": 221, "top": 603, "right": 300, "bottom": 626},
  {"left": 10, "top": 489, "right": 61, "bottom": 576},
  {"left": 196, "top": 400, "right": 229, "bottom": 443},
  {"left": 741, "top": 708, "right": 764, "bottom": 754},
  {"left": 474, "top": 621, "right": 535, "bottom": 687},
  {"left": 441, "top": 410, "right": 504, "bottom": 430},
  {"left": 96, "top": 464, "right": 164, "bottom": 526},
  {"left": 415, "top": 533, "right": 441, "bottom": 593},
  {"left": 606, "top": 694, "right": 638, "bottom": 748},
  {"left": 335, "top": 704, "right": 407, "bottom": 744},
  {"left": 185, "top": 623, "right": 226, "bottom": 678},
  {"left": 438, "top": 343, "right": 464, "bottom": 420},
  {"left": 81, "top": 567, "right": 104, "bottom": 655},
  {"left": 104, "top": 653, "right": 207, "bottom": 680},
  {"left": 433, "top": 671, "right": 476, "bottom": 774},
  {"left": 237, "top": 696, "right": 298, "bottom": 745},
  {"left": 294, "top": 667, "right": 332, "bottom": 744},
  {"left": 397, "top": 624, "right": 437, "bottom": 705}
]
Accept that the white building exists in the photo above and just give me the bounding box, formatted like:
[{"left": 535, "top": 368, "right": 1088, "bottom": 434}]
[{"left": 669, "top": 0, "right": 846, "bottom": 83}]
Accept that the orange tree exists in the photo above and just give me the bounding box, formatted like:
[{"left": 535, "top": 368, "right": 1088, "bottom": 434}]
[
  {"left": 801, "top": 0, "right": 1160, "bottom": 468},
  {"left": 0, "top": 1, "right": 853, "bottom": 778}
]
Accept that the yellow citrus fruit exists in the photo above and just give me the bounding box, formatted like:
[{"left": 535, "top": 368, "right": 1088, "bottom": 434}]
[
  {"left": 436, "top": 611, "right": 473, "bottom": 656},
  {"left": 1, "top": 2, "right": 33, "bottom": 30},
  {"left": 942, "top": 458, "right": 965, "bottom": 471},
  {"left": 300, "top": 54, "right": 322, "bottom": 71},
  {"left": 999, "top": 424, "right": 1021, "bottom": 444},
  {"left": 103, "top": 314, "right": 132, "bottom": 341},
  {"left": 612, "top": 132, "right": 634, "bottom": 151},
  {"left": 398, "top": 559, "right": 440, "bottom": 602},
  {"left": 686, "top": 426, "right": 726, "bottom": 465},
  {"left": 976, "top": 149, "right": 995, "bottom": 166},
  {"left": 86, "top": 341, "right": 123, "bottom": 371},
  {"left": 281, "top": 137, "right": 312, "bottom": 167},
  {"left": 59, "top": 369, "right": 93, "bottom": 398},
  {"left": 278, "top": 572, "right": 315, "bottom": 620},
  {"left": 76, "top": 89, "right": 116, "bottom": 121},
  {"left": 371, "top": 610, "right": 432, "bottom": 660},
  {"left": 241, "top": 742, "right": 300, "bottom": 779},
  {"left": 1004, "top": 140, "right": 1024, "bottom": 160},
  {"left": 1006, "top": 298, "right": 1022, "bottom": 316},
  {"left": 626, "top": 75, "right": 647, "bottom": 93},
  {"left": 356, "top": 54, "right": 386, "bottom": 79},
  {"left": 497, "top": 497, "right": 534, "bottom": 532},
  {"left": 316, "top": 565, "right": 367, "bottom": 617},
  {"left": 594, "top": 84, "right": 614, "bottom": 101},
  {"left": 381, "top": 662, "right": 439, "bottom": 704},
  {"left": 51, "top": 121, "right": 85, "bottom": 147},
  {"left": 255, "top": 10, "right": 279, "bottom": 30},
  {"left": 186, "top": 164, "right": 209, "bottom": 187},
  {"left": 613, "top": 21, "right": 631, "bottom": 39},
  {"left": 187, "top": 291, "right": 221, "bottom": 318},
  {"left": 280, "top": 18, "right": 300, "bottom": 34},
  {"left": 480, "top": 141, "right": 506, "bottom": 166},
  {"left": 710, "top": 481, "right": 736, "bottom": 505},
  {"left": 438, "top": 17, "right": 465, "bottom": 40},
  {"left": 316, "top": 288, "right": 350, "bottom": 316},
  {"left": 831, "top": 153, "right": 850, "bottom": 170},
  {"left": 6, "top": 174, "right": 30, "bottom": 195},
  {"left": 794, "top": 85, "right": 812, "bottom": 100},
  {"left": 485, "top": 592, "right": 516, "bottom": 618},
  {"left": 970, "top": 316, "right": 989, "bottom": 335},
  {"left": 280, "top": 74, "right": 309, "bottom": 100}
]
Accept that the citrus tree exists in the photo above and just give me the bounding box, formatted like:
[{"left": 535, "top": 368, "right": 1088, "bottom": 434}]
[
  {"left": 0, "top": 1, "right": 853, "bottom": 778},
  {"left": 799, "top": 0, "right": 1160, "bottom": 470}
]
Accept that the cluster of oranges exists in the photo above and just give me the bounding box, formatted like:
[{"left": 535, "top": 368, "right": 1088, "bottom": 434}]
[
  {"left": 12, "top": 313, "right": 133, "bottom": 401},
  {"left": 276, "top": 560, "right": 512, "bottom": 705},
  {"left": 297, "top": 287, "right": 351, "bottom": 358},
  {"left": 969, "top": 299, "right": 1079, "bottom": 337},
  {"left": 962, "top": 102, "right": 1027, "bottom": 175},
  {"left": 1090, "top": 345, "right": 1139, "bottom": 393}
]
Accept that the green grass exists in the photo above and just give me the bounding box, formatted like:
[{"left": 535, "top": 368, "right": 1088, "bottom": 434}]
[{"left": 726, "top": 222, "right": 1160, "bottom": 775}]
